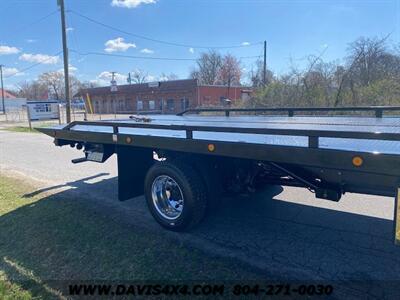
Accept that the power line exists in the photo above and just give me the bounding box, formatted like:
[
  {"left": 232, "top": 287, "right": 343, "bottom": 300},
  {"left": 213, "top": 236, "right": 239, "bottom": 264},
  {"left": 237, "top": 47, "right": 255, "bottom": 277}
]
[
  {"left": 68, "top": 10, "right": 263, "bottom": 50},
  {"left": 12, "top": 9, "right": 59, "bottom": 36},
  {"left": 4, "top": 51, "right": 63, "bottom": 79},
  {"left": 238, "top": 55, "right": 261, "bottom": 60},
  {"left": 71, "top": 50, "right": 196, "bottom": 61},
  {"left": 3, "top": 48, "right": 259, "bottom": 80},
  {"left": 70, "top": 49, "right": 260, "bottom": 61}
]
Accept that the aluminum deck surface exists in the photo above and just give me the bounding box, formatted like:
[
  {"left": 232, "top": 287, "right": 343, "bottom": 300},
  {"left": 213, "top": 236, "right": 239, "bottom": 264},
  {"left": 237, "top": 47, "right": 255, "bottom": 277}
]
[{"left": 67, "top": 115, "right": 400, "bottom": 155}]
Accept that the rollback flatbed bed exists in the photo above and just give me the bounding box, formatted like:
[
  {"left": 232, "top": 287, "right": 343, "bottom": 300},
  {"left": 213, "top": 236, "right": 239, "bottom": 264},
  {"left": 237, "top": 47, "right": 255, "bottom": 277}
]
[{"left": 37, "top": 106, "right": 400, "bottom": 243}]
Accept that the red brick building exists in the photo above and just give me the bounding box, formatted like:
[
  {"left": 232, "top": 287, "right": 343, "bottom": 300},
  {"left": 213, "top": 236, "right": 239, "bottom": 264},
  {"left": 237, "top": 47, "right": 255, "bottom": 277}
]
[
  {"left": 78, "top": 79, "right": 252, "bottom": 114},
  {"left": 198, "top": 85, "right": 252, "bottom": 107}
]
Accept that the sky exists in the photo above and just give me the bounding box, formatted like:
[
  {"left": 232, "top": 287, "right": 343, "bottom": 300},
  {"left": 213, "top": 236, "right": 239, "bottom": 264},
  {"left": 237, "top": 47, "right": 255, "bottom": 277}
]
[{"left": 0, "top": 0, "right": 399, "bottom": 90}]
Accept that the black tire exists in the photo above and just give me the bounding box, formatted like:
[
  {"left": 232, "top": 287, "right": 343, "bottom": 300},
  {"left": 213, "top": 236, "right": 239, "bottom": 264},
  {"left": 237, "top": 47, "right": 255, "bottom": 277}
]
[{"left": 144, "top": 160, "right": 208, "bottom": 231}]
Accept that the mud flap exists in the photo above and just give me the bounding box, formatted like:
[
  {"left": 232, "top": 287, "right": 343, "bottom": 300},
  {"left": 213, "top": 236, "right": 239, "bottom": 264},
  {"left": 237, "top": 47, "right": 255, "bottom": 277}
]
[
  {"left": 117, "top": 145, "right": 153, "bottom": 201},
  {"left": 395, "top": 188, "right": 400, "bottom": 245}
]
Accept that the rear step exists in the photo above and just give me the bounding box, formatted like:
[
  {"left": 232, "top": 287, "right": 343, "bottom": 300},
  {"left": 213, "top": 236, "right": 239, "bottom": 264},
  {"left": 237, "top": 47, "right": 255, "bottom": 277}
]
[{"left": 70, "top": 143, "right": 115, "bottom": 164}]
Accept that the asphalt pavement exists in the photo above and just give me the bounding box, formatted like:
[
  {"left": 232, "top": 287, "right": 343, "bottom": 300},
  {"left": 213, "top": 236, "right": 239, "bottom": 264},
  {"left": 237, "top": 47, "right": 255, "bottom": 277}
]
[{"left": 1, "top": 129, "right": 399, "bottom": 298}]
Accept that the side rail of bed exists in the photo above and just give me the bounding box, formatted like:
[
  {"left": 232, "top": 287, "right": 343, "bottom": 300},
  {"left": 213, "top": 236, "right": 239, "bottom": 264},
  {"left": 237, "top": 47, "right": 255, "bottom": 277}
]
[{"left": 177, "top": 105, "right": 400, "bottom": 117}]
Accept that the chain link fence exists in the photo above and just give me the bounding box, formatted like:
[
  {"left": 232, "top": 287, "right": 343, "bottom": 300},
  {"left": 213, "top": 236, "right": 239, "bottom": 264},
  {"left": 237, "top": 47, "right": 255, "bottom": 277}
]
[{"left": 0, "top": 106, "right": 139, "bottom": 128}]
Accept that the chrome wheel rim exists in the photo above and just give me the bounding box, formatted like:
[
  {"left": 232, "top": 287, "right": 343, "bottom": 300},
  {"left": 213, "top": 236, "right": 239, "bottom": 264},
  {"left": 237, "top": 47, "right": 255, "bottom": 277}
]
[{"left": 151, "top": 175, "right": 184, "bottom": 220}]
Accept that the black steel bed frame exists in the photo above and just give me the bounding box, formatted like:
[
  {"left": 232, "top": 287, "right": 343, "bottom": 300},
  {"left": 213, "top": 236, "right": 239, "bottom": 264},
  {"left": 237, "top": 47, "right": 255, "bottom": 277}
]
[
  {"left": 61, "top": 105, "right": 400, "bottom": 150},
  {"left": 38, "top": 105, "right": 400, "bottom": 243},
  {"left": 60, "top": 118, "right": 400, "bottom": 152},
  {"left": 40, "top": 106, "right": 400, "bottom": 191}
]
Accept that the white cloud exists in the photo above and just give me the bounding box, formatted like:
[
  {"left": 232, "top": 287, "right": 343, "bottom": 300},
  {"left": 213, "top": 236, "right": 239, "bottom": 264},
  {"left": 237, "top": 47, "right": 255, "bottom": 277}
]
[
  {"left": 189, "top": 47, "right": 194, "bottom": 54},
  {"left": 89, "top": 79, "right": 104, "bottom": 86},
  {"left": 69, "top": 65, "right": 78, "bottom": 72},
  {"left": 66, "top": 27, "right": 74, "bottom": 33},
  {"left": 2, "top": 67, "right": 24, "bottom": 77},
  {"left": 104, "top": 37, "right": 136, "bottom": 53},
  {"left": 140, "top": 48, "right": 154, "bottom": 54},
  {"left": 96, "top": 71, "right": 127, "bottom": 85},
  {"left": 158, "top": 75, "right": 168, "bottom": 81},
  {"left": 19, "top": 53, "right": 60, "bottom": 64},
  {"left": 0, "top": 45, "right": 20, "bottom": 55},
  {"left": 58, "top": 64, "right": 78, "bottom": 74},
  {"left": 26, "top": 39, "right": 37, "bottom": 43},
  {"left": 4, "top": 84, "right": 19, "bottom": 90},
  {"left": 241, "top": 42, "right": 250, "bottom": 46},
  {"left": 321, "top": 43, "right": 329, "bottom": 49},
  {"left": 111, "top": 0, "right": 157, "bottom": 9},
  {"left": 93, "top": 70, "right": 162, "bottom": 86},
  {"left": 146, "top": 75, "right": 156, "bottom": 82}
]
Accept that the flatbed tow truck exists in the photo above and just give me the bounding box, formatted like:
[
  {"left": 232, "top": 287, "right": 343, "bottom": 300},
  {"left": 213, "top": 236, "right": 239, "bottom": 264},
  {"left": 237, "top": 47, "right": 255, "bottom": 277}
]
[{"left": 38, "top": 106, "right": 400, "bottom": 243}]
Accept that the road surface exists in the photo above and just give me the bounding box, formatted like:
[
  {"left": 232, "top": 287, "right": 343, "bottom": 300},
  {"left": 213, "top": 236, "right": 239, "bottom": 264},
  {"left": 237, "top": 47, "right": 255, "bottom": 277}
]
[{"left": 1, "top": 129, "right": 399, "bottom": 297}]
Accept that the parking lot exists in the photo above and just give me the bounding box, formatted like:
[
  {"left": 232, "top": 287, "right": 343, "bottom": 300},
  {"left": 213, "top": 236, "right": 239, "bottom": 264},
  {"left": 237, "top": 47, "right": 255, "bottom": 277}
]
[{"left": 1, "top": 129, "right": 400, "bottom": 298}]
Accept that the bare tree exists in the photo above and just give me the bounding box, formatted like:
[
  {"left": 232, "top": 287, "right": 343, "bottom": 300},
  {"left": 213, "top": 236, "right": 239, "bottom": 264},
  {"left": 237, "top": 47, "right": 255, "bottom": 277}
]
[
  {"left": 333, "top": 65, "right": 347, "bottom": 107},
  {"left": 252, "top": 35, "right": 400, "bottom": 109},
  {"left": 38, "top": 71, "right": 84, "bottom": 100},
  {"left": 16, "top": 80, "right": 48, "bottom": 100},
  {"left": 130, "top": 69, "right": 149, "bottom": 84},
  {"left": 248, "top": 58, "right": 273, "bottom": 87},
  {"left": 80, "top": 81, "right": 100, "bottom": 89},
  {"left": 218, "top": 54, "right": 242, "bottom": 86},
  {"left": 38, "top": 71, "right": 64, "bottom": 100},
  {"left": 190, "top": 50, "right": 222, "bottom": 85},
  {"left": 347, "top": 36, "right": 391, "bottom": 87}
]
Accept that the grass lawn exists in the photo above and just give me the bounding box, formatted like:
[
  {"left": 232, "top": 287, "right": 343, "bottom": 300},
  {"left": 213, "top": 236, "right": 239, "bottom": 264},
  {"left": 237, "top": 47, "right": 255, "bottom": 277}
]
[
  {"left": 0, "top": 279, "right": 31, "bottom": 300},
  {"left": 1, "top": 122, "right": 57, "bottom": 134},
  {"left": 0, "top": 176, "right": 264, "bottom": 299},
  {"left": 1, "top": 126, "right": 39, "bottom": 134}
]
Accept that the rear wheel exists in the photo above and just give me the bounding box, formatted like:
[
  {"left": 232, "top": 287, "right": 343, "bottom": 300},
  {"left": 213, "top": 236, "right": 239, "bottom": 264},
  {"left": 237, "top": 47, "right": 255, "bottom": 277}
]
[{"left": 144, "top": 160, "right": 208, "bottom": 231}]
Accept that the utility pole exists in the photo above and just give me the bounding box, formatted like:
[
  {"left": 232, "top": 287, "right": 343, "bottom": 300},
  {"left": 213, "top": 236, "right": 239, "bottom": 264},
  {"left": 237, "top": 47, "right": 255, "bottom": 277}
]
[
  {"left": 263, "top": 40, "right": 267, "bottom": 85},
  {"left": 58, "top": 0, "right": 71, "bottom": 123},
  {"left": 0, "top": 65, "right": 5, "bottom": 114},
  {"left": 110, "top": 72, "right": 118, "bottom": 92}
]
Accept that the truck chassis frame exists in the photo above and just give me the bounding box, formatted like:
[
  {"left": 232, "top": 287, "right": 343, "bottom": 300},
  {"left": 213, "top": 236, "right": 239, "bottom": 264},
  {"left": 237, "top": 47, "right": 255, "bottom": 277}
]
[{"left": 38, "top": 106, "right": 400, "bottom": 241}]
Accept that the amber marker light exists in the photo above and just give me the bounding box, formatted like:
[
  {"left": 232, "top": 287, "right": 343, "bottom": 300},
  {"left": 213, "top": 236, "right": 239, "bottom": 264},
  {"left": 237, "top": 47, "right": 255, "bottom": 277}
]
[
  {"left": 352, "top": 156, "right": 363, "bottom": 167},
  {"left": 208, "top": 144, "right": 215, "bottom": 152}
]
